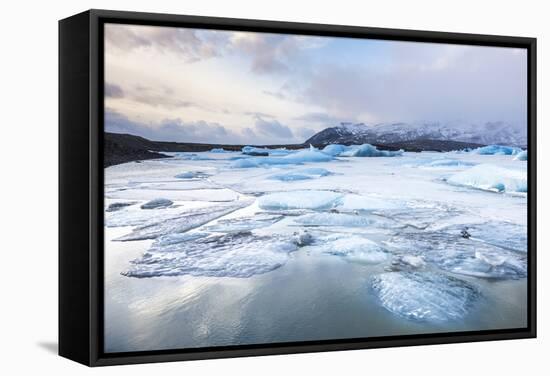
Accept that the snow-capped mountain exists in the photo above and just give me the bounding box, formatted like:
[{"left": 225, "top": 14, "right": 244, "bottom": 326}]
[{"left": 305, "top": 122, "right": 527, "bottom": 147}]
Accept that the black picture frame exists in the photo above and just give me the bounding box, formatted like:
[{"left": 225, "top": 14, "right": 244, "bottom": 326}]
[{"left": 59, "top": 9, "right": 537, "bottom": 367}]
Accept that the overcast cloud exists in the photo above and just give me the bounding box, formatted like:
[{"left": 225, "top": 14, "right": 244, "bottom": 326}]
[{"left": 104, "top": 24, "right": 527, "bottom": 144}]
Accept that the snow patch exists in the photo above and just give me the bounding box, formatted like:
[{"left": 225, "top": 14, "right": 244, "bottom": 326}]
[
  {"left": 258, "top": 190, "right": 343, "bottom": 210},
  {"left": 447, "top": 164, "right": 527, "bottom": 193}
]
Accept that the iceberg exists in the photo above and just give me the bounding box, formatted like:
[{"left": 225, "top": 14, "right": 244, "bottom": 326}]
[
  {"left": 322, "top": 144, "right": 348, "bottom": 156},
  {"left": 258, "top": 190, "right": 343, "bottom": 210},
  {"left": 385, "top": 231, "right": 527, "bottom": 279},
  {"left": 514, "top": 150, "right": 528, "bottom": 161},
  {"left": 447, "top": 164, "right": 527, "bottom": 193},
  {"left": 473, "top": 145, "right": 522, "bottom": 155},
  {"left": 268, "top": 168, "right": 332, "bottom": 181},
  {"left": 230, "top": 146, "right": 333, "bottom": 168},
  {"left": 115, "top": 201, "right": 252, "bottom": 241},
  {"left": 140, "top": 198, "right": 173, "bottom": 209},
  {"left": 340, "top": 144, "right": 403, "bottom": 157},
  {"left": 371, "top": 271, "right": 479, "bottom": 322},
  {"left": 242, "top": 145, "right": 291, "bottom": 156},
  {"left": 106, "top": 201, "right": 137, "bottom": 212},
  {"left": 123, "top": 231, "right": 299, "bottom": 278}
]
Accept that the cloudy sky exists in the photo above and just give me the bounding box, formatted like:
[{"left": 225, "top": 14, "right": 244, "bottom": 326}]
[{"left": 104, "top": 23, "right": 527, "bottom": 144}]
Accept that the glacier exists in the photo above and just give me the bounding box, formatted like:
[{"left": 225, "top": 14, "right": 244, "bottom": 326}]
[
  {"left": 447, "top": 164, "right": 527, "bottom": 193},
  {"left": 258, "top": 190, "right": 343, "bottom": 210},
  {"left": 371, "top": 271, "right": 480, "bottom": 322}
]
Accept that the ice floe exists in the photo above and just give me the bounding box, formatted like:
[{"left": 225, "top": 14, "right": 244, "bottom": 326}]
[
  {"left": 371, "top": 271, "right": 480, "bottom": 322},
  {"left": 202, "top": 213, "right": 284, "bottom": 233},
  {"left": 258, "top": 190, "right": 343, "bottom": 210},
  {"left": 268, "top": 168, "right": 332, "bottom": 181},
  {"left": 338, "top": 194, "right": 402, "bottom": 211},
  {"left": 175, "top": 171, "right": 211, "bottom": 179},
  {"left": 140, "top": 198, "right": 173, "bottom": 209},
  {"left": 310, "top": 235, "right": 389, "bottom": 264},
  {"left": 123, "top": 231, "right": 299, "bottom": 278},
  {"left": 294, "top": 212, "right": 373, "bottom": 227},
  {"left": 441, "top": 221, "right": 527, "bottom": 253},
  {"left": 385, "top": 231, "right": 527, "bottom": 279},
  {"left": 419, "top": 159, "right": 476, "bottom": 168},
  {"left": 230, "top": 146, "right": 333, "bottom": 168},
  {"left": 115, "top": 201, "right": 252, "bottom": 241},
  {"left": 472, "top": 145, "right": 522, "bottom": 155},
  {"left": 447, "top": 164, "right": 527, "bottom": 193},
  {"left": 242, "top": 146, "right": 291, "bottom": 156}
]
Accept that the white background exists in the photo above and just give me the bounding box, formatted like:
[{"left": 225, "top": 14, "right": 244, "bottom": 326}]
[{"left": 0, "top": 0, "right": 547, "bottom": 374}]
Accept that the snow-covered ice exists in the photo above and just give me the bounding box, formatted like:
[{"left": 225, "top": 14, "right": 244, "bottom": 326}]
[
  {"left": 258, "top": 190, "right": 343, "bottom": 210},
  {"left": 371, "top": 271, "right": 480, "bottom": 322},
  {"left": 268, "top": 168, "right": 332, "bottom": 181},
  {"left": 309, "top": 235, "right": 389, "bottom": 264},
  {"left": 447, "top": 164, "right": 527, "bottom": 194}
]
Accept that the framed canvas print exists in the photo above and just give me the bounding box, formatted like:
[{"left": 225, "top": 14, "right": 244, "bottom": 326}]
[{"left": 59, "top": 9, "right": 536, "bottom": 366}]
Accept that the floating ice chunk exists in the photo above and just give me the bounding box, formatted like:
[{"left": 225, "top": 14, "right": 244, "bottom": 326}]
[
  {"left": 312, "top": 235, "right": 388, "bottom": 264},
  {"left": 231, "top": 158, "right": 260, "bottom": 168},
  {"left": 210, "top": 148, "right": 228, "bottom": 153},
  {"left": 473, "top": 145, "right": 522, "bottom": 155},
  {"left": 371, "top": 272, "right": 479, "bottom": 322},
  {"left": 401, "top": 255, "right": 426, "bottom": 268},
  {"left": 106, "top": 206, "right": 188, "bottom": 228},
  {"left": 230, "top": 148, "right": 333, "bottom": 168},
  {"left": 447, "top": 164, "right": 527, "bottom": 193},
  {"left": 242, "top": 146, "right": 291, "bottom": 156},
  {"left": 421, "top": 159, "right": 476, "bottom": 168},
  {"left": 175, "top": 171, "right": 210, "bottom": 179},
  {"left": 242, "top": 146, "right": 269, "bottom": 156},
  {"left": 202, "top": 213, "right": 284, "bottom": 232},
  {"left": 442, "top": 222, "right": 527, "bottom": 253},
  {"left": 115, "top": 201, "right": 252, "bottom": 241},
  {"left": 340, "top": 144, "right": 403, "bottom": 157},
  {"left": 385, "top": 231, "right": 527, "bottom": 279},
  {"left": 258, "top": 190, "right": 342, "bottom": 210},
  {"left": 283, "top": 147, "right": 334, "bottom": 162},
  {"left": 106, "top": 201, "right": 137, "bottom": 212},
  {"left": 514, "top": 150, "right": 528, "bottom": 161},
  {"left": 338, "top": 194, "right": 402, "bottom": 211},
  {"left": 123, "top": 231, "right": 299, "bottom": 278},
  {"left": 322, "top": 144, "right": 348, "bottom": 156},
  {"left": 268, "top": 168, "right": 332, "bottom": 181},
  {"left": 140, "top": 198, "right": 173, "bottom": 209},
  {"left": 173, "top": 153, "right": 213, "bottom": 160},
  {"left": 294, "top": 212, "right": 373, "bottom": 227}
]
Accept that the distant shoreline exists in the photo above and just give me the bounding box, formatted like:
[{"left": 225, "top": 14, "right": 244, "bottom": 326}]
[{"left": 104, "top": 132, "right": 485, "bottom": 168}]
